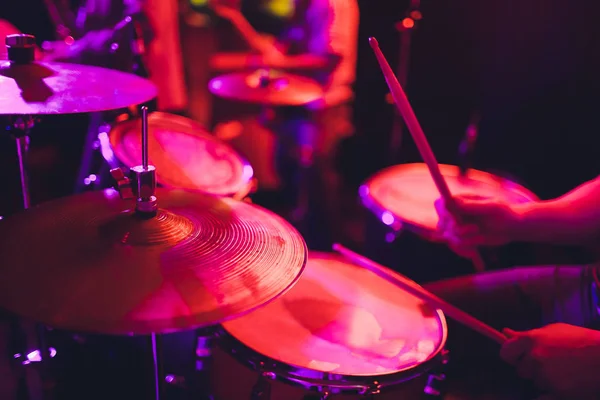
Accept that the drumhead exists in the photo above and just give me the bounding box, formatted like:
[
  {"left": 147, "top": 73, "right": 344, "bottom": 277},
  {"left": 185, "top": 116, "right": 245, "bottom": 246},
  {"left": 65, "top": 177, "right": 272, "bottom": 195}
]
[
  {"left": 360, "top": 163, "right": 538, "bottom": 233},
  {"left": 109, "top": 112, "right": 253, "bottom": 197},
  {"left": 222, "top": 252, "right": 447, "bottom": 378}
]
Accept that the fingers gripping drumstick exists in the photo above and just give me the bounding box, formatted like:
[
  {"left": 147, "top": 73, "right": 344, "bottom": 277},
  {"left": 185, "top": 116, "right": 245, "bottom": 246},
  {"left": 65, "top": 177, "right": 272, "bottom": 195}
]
[
  {"left": 368, "top": 37, "right": 485, "bottom": 272},
  {"left": 333, "top": 244, "right": 507, "bottom": 344}
]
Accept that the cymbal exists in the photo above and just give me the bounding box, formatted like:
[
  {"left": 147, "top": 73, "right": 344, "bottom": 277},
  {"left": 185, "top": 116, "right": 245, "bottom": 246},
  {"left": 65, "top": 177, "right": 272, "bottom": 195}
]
[
  {"left": 0, "top": 188, "right": 307, "bottom": 335},
  {"left": 210, "top": 52, "right": 330, "bottom": 71},
  {"left": 209, "top": 70, "right": 323, "bottom": 106},
  {"left": 0, "top": 61, "right": 157, "bottom": 115}
]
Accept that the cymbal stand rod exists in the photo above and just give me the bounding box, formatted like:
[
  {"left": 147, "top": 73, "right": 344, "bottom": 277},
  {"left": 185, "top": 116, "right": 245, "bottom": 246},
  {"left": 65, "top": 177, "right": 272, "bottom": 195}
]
[
  {"left": 127, "top": 105, "right": 157, "bottom": 214},
  {"left": 15, "top": 135, "right": 31, "bottom": 210},
  {"left": 141, "top": 106, "right": 149, "bottom": 170},
  {"left": 151, "top": 333, "right": 162, "bottom": 400}
]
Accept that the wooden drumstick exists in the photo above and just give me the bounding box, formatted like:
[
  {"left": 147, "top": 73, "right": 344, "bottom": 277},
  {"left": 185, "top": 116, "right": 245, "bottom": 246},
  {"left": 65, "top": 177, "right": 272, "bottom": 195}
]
[
  {"left": 368, "top": 37, "right": 485, "bottom": 272},
  {"left": 333, "top": 244, "right": 507, "bottom": 344}
]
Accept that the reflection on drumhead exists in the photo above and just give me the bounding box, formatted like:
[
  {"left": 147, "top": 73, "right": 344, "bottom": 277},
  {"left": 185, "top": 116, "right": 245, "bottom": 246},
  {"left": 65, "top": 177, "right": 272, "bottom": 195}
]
[
  {"left": 363, "top": 163, "right": 537, "bottom": 232},
  {"left": 222, "top": 252, "right": 446, "bottom": 376}
]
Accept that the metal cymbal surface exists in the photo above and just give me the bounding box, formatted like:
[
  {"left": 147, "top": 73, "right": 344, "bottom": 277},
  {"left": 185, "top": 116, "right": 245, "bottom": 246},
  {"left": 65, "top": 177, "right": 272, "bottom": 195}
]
[
  {"left": 0, "top": 188, "right": 307, "bottom": 335},
  {"left": 209, "top": 70, "right": 323, "bottom": 106},
  {"left": 0, "top": 61, "right": 157, "bottom": 115}
]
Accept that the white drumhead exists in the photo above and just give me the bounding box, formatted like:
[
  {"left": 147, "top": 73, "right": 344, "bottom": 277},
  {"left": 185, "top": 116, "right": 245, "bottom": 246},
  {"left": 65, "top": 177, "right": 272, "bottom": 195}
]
[
  {"left": 109, "top": 112, "right": 253, "bottom": 197},
  {"left": 361, "top": 163, "right": 538, "bottom": 232},
  {"left": 222, "top": 252, "right": 446, "bottom": 377}
]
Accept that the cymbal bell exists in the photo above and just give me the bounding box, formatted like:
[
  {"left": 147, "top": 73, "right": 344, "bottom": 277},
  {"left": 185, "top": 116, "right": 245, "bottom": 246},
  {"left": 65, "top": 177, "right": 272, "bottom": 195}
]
[
  {"left": 0, "top": 188, "right": 307, "bottom": 335},
  {"left": 209, "top": 70, "right": 323, "bottom": 106},
  {"left": 0, "top": 61, "right": 157, "bottom": 115}
]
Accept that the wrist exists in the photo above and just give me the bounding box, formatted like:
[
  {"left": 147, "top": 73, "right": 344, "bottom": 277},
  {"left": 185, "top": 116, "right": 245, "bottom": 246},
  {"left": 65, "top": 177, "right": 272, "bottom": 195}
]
[{"left": 508, "top": 201, "right": 542, "bottom": 243}]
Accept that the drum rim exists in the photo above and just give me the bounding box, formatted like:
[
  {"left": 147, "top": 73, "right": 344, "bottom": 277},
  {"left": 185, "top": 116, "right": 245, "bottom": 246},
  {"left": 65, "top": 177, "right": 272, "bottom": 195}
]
[
  {"left": 217, "top": 251, "right": 449, "bottom": 394},
  {"left": 359, "top": 163, "right": 539, "bottom": 239},
  {"left": 105, "top": 111, "right": 255, "bottom": 197}
]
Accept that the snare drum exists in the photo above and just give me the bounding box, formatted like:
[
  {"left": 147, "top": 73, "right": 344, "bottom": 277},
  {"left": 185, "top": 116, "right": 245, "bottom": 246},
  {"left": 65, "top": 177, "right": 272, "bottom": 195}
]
[
  {"left": 102, "top": 112, "right": 255, "bottom": 199},
  {"left": 360, "top": 163, "right": 540, "bottom": 281},
  {"left": 211, "top": 252, "right": 448, "bottom": 399}
]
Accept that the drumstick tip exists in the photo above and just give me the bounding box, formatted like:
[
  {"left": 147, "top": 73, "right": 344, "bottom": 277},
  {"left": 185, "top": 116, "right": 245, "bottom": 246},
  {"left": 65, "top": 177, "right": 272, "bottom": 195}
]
[
  {"left": 332, "top": 243, "right": 342, "bottom": 252},
  {"left": 368, "top": 37, "right": 379, "bottom": 49}
]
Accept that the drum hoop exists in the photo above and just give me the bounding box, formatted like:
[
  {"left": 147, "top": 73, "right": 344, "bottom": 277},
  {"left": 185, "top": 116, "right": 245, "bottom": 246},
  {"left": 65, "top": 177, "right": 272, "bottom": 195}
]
[
  {"left": 105, "top": 112, "right": 255, "bottom": 198},
  {"left": 217, "top": 251, "right": 448, "bottom": 394},
  {"left": 217, "top": 319, "right": 447, "bottom": 394},
  {"left": 360, "top": 163, "right": 539, "bottom": 239}
]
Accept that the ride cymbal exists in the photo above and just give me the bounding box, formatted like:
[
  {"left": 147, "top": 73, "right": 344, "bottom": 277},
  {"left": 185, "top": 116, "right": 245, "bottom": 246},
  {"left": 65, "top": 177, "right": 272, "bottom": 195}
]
[
  {"left": 209, "top": 70, "right": 323, "bottom": 106},
  {"left": 0, "top": 61, "right": 157, "bottom": 115},
  {"left": 0, "top": 188, "right": 307, "bottom": 335}
]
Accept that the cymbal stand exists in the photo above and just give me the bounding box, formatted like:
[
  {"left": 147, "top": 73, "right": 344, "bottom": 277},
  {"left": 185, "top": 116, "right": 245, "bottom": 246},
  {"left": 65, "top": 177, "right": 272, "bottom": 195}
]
[
  {"left": 5, "top": 115, "right": 35, "bottom": 210},
  {"left": 3, "top": 34, "right": 56, "bottom": 400},
  {"left": 110, "top": 105, "right": 160, "bottom": 400},
  {"left": 389, "top": 0, "right": 422, "bottom": 163}
]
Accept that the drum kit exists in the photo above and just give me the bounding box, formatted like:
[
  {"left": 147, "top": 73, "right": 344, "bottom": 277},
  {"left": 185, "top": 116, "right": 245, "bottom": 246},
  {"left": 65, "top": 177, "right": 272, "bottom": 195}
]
[{"left": 0, "top": 30, "right": 529, "bottom": 400}]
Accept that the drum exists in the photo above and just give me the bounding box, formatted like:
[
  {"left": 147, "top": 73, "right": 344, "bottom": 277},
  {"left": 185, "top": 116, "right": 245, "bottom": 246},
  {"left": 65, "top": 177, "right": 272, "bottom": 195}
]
[
  {"left": 360, "top": 163, "right": 540, "bottom": 281},
  {"left": 361, "top": 163, "right": 538, "bottom": 240},
  {"left": 102, "top": 112, "right": 255, "bottom": 199},
  {"left": 210, "top": 252, "right": 449, "bottom": 399}
]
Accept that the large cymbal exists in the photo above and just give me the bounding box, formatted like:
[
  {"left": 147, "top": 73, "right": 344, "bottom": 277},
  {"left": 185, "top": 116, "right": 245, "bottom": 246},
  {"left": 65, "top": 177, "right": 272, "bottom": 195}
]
[
  {"left": 0, "top": 188, "right": 307, "bottom": 335},
  {"left": 0, "top": 61, "right": 157, "bottom": 115},
  {"left": 209, "top": 70, "right": 323, "bottom": 106}
]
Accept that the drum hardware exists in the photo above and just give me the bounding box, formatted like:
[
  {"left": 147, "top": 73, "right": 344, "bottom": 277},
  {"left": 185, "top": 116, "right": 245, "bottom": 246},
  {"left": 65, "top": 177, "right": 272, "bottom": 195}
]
[
  {"left": 423, "top": 349, "right": 449, "bottom": 398},
  {"left": 251, "top": 370, "right": 273, "bottom": 400},
  {"left": 162, "top": 327, "right": 217, "bottom": 399},
  {"left": 458, "top": 112, "right": 480, "bottom": 178}
]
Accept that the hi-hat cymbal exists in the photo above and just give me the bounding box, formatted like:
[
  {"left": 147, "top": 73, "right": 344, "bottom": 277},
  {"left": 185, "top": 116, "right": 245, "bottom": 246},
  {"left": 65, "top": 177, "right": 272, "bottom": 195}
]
[
  {"left": 0, "top": 61, "right": 157, "bottom": 115},
  {"left": 0, "top": 188, "right": 307, "bottom": 335},
  {"left": 209, "top": 70, "right": 323, "bottom": 106}
]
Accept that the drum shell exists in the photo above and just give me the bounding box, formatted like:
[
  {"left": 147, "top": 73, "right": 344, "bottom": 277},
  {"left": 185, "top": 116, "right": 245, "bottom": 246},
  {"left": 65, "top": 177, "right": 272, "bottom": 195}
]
[
  {"left": 208, "top": 341, "right": 446, "bottom": 399},
  {"left": 361, "top": 211, "right": 542, "bottom": 283}
]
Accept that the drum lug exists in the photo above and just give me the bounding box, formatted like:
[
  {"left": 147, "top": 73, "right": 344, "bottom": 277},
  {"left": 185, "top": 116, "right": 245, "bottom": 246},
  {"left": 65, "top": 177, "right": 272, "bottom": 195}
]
[
  {"left": 357, "top": 380, "right": 381, "bottom": 398},
  {"left": 423, "top": 349, "right": 450, "bottom": 398},
  {"left": 250, "top": 371, "right": 273, "bottom": 400},
  {"left": 302, "top": 392, "right": 330, "bottom": 400}
]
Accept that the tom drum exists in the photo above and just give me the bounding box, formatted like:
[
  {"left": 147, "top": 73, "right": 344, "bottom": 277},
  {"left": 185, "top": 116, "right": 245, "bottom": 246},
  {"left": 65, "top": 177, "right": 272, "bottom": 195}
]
[
  {"left": 211, "top": 252, "right": 449, "bottom": 399},
  {"left": 360, "top": 163, "right": 540, "bottom": 281},
  {"left": 102, "top": 112, "right": 255, "bottom": 199}
]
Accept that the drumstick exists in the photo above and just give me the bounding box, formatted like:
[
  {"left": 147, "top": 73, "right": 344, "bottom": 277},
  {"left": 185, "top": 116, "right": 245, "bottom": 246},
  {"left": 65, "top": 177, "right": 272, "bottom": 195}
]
[
  {"left": 369, "top": 37, "right": 485, "bottom": 272},
  {"left": 333, "top": 244, "right": 507, "bottom": 344}
]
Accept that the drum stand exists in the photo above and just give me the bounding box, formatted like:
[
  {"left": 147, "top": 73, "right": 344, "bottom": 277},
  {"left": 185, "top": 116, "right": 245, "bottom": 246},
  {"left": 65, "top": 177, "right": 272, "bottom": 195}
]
[
  {"left": 110, "top": 106, "right": 219, "bottom": 400},
  {"left": 4, "top": 115, "right": 59, "bottom": 400}
]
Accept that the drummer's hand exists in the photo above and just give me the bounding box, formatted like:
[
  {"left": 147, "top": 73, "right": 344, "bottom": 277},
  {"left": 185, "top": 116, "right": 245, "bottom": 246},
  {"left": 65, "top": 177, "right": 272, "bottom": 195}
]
[
  {"left": 434, "top": 194, "right": 520, "bottom": 256},
  {"left": 500, "top": 324, "right": 600, "bottom": 399}
]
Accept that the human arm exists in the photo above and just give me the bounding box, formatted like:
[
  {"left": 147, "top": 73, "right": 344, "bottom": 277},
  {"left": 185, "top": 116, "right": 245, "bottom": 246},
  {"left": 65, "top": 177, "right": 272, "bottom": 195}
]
[
  {"left": 510, "top": 176, "right": 600, "bottom": 245},
  {"left": 436, "top": 175, "right": 600, "bottom": 253}
]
